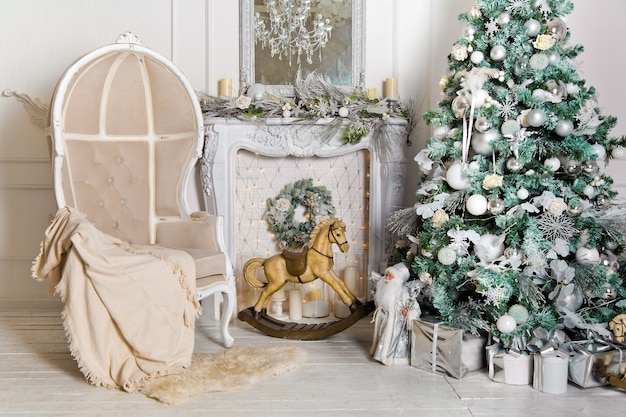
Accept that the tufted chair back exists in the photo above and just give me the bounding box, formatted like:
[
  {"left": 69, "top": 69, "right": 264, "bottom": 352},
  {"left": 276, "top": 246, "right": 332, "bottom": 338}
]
[{"left": 49, "top": 33, "right": 203, "bottom": 245}]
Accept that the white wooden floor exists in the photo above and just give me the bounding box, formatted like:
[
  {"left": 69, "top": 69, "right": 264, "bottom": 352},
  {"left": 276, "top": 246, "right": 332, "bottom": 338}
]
[{"left": 0, "top": 301, "right": 623, "bottom": 417}]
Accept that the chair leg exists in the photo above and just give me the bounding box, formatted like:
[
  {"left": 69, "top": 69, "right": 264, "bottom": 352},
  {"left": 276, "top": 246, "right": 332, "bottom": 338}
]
[{"left": 220, "top": 287, "right": 235, "bottom": 348}]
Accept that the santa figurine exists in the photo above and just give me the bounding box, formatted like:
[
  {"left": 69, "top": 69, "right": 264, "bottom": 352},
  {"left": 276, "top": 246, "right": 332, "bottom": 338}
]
[{"left": 370, "top": 262, "right": 421, "bottom": 365}]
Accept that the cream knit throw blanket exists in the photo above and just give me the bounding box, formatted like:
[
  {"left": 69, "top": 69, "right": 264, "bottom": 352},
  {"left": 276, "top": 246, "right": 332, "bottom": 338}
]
[{"left": 32, "top": 207, "right": 201, "bottom": 392}]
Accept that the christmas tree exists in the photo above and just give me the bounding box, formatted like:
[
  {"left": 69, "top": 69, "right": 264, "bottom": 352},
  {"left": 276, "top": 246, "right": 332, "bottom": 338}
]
[{"left": 391, "top": 0, "right": 626, "bottom": 349}]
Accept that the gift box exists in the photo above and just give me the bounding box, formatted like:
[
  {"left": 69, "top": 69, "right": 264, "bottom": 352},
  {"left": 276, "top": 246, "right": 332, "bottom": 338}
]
[
  {"left": 487, "top": 344, "right": 533, "bottom": 385},
  {"left": 410, "top": 318, "right": 487, "bottom": 379},
  {"left": 533, "top": 353, "right": 570, "bottom": 394},
  {"left": 568, "top": 341, "right": 626, "bottom": 388}
]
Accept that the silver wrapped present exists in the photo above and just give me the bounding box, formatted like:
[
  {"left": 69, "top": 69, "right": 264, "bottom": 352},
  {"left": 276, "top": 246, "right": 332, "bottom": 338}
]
[
  {"left": 568, "top": 341, "right": 626, "bottom": 388},
  {"left": 410, "top": 318, "right": 486, "bottom": 379}
]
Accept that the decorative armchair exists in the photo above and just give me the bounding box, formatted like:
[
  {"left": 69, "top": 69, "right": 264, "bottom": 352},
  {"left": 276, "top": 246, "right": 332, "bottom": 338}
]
[{"left": 47, "top": 32, "right": 235, "bottom": 348}]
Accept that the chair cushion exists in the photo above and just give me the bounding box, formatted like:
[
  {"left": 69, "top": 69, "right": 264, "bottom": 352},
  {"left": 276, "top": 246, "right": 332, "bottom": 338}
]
[{"left": 175, "top": 247, "right": 228, "bottom": 286}]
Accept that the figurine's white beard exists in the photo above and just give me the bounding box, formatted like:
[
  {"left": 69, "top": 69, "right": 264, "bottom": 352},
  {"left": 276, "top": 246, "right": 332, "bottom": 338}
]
[{"left": 375, "top": 278, "right": 403, "bottom": 312}]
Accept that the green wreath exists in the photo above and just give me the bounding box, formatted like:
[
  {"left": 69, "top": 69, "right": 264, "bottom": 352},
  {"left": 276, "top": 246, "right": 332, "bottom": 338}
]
[{"left": 265, "top": 178, "right": 336, "bottom": 249}]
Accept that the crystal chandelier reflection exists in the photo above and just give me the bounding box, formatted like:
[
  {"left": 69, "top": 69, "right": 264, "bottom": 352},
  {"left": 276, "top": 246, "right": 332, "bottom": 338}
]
[{"left": 254, "top": 0, "right": 333, "bottom": 68}]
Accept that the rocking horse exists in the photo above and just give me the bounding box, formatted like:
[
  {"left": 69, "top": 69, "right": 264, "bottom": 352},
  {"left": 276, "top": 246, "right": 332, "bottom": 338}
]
[{"left": 238, "top": 218, "right": 374, "bottom": 339}]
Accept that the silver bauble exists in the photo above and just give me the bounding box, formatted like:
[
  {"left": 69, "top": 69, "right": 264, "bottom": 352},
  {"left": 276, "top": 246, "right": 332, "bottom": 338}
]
[
  {"left": 602, "top": 283, "right": 617, "bottom": 300},
  {"left": 582, "top": 160, "right": 599, "bottom": 174},
  {"left": 452, "top": 96, "right": 470, "bottom": 117},
  {"left": 547, "top": 18, "right": 568, "bottom": 41},
  {"left": 487, "top": 198, "right": 505, "bottom": 215},
  {"left": 525, "top": 19, "right": 541, "bottom": 36},
  {"left": 567, "top": 202, "right": 583, "bottom": 217},
  {"left": 527, "top": 109, "right": 546, "bottom": 127},
  {"left": 547, "top": 51, "right": 561, "bottom": 65},
  {"left": 504, "top": 247, "right": 523, "bottom": 259},
  {"left": 475, "top": 117, "right": 492, "bottom": 133},
  {"left": 490, "top": 45, "right": 507, "bottom": 61},
  {"left": 595, "top": 193, "right": 610, "bottom": 208},
  {"left": 600, "top": 251, "right": 619, "bottom": 272},
  {"left": 555, "top": 119, "right": 574, "bottom": 137},
  {"left": 564, "top": 160, "right": 581, "bottom": 175},
  {"left": 605, "top": 240, "right": 619, "bottom": 251},
  {"left": 506, "top": 158, "right": 524, "bottom": 172},
  {"left": 545, "top": 79, "right": 567, "bottom": 97},
  {"left": 497, "top": 12, "right": 511, "bottom": 25},
  {"left": 463, "top": 25, "right": 477, "bottom": 37},
  {"left": 556, "top": 285, "right": 584, "bottom": 311}
]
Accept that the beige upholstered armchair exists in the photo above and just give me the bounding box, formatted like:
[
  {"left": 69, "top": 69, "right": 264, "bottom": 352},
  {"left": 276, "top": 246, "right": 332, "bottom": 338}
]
[{"left": 48, "top": 32, "right": 235, "bottom": 348}]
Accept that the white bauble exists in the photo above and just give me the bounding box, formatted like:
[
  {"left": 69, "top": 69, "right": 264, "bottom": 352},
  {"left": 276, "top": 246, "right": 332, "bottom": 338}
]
[
  {"left": 525, "top": 19, "right": 541, "bottom": 36},
  {"left": 496, "top": 314, "right": 517, "bottom": 334},
  {"left": 583, "top": 185, "right": 596, "bottom": 198},
  {"left": 338, "top": 107, "right": 349, "bottom": 117},
  {"left": 591, "top": 144, "right": 606, "bottom": 159},
  {"left": 527, "top": 109, "right": 546, "bottom": 127},
  {"left": 544, "top": 157, "right": 561, "bottom": 172},
  {"left": 575, "top": 247, "right": 600, "bottom": 264},
  {"left": 466, "top": 194, "right": 488, "bottom": 216},
  {"left": 517, "top": 188, "right": 529, "bottom": 200},
  {"left": 446, "top": 162, "right": 470, "bottom": 190},
  {"left": 282, "top": 110, "right": 291, "bottom": 118},
  {"left": 433, "top": 125, "right": 450, "bottom": 140},
  {"left": 471, "top": 129, "right": 500, "bottom": 155},
  {"left": 490, "top": 45, "right": 507, "bottom": 61},
  {"left": 471, "top": 51, "right": 485, "bottom": 64},
  {"left": 437, "top": 247, "right": 457, "bottom": 266},
  {"left": 555, "top": 119, "right": 574, "bottom": 137},
  {"left": 613, "top": 146, "right": 626, "bottom": 159}
]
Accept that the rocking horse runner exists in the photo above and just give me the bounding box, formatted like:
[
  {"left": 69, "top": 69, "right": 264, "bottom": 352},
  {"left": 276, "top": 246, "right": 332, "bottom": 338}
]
[{"left": 239, "top": 218, "right": 373, "bottom": 339}]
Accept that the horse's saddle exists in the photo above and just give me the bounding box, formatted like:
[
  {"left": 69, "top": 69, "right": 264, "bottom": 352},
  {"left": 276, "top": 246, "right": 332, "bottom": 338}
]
[{"left": 281, "top": 247, "right": 309, "bottom": 277}]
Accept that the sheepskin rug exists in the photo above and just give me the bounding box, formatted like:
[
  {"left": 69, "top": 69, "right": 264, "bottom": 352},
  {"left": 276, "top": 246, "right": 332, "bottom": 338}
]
[{"left": 138, "top": 345, "right": 308, "bottom": 405}]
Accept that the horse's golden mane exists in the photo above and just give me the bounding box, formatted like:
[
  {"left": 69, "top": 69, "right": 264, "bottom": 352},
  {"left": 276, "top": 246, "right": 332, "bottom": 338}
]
[{"left": 308, "top": 217, "right": 345, "bottom": 248}]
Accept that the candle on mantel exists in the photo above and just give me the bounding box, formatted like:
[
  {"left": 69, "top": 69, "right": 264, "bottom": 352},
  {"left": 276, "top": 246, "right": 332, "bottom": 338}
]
[
  {"left": 383, "top": 77, "right": 398, "bottom": 100},
  {"left": 218, "top": 78, "right": 232, "bottom": 97}
]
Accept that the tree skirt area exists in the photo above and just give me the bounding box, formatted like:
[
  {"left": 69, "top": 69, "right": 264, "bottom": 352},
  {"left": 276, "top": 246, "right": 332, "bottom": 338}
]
[{"left": 138, "top": 345, "right": 308, "bottom": 405}]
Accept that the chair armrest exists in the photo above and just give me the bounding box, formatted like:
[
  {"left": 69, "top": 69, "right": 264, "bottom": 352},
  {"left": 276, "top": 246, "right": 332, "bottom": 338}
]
[{"left": 190, "top": 211, "right": 228, "bottom": 254}]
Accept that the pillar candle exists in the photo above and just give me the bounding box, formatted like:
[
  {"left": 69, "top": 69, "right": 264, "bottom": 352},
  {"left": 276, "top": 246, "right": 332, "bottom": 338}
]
[
  {"left": 343, "top": 266, "right": 358, "bottom": 294},
  {"left": 288, "top": 289, "right": 302, "bottom": 320},
  {"left": 309, "top": 289, "right": 323, "bottom": 301},
  {"left": 218, "top": 78, "right": 232, "bottom": 97},
  {"left": 384, "top": 77, "right": 398, "bottom": 99}
]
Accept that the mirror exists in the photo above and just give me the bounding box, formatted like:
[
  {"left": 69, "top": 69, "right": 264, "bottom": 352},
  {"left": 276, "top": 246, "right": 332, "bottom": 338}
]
[{"left": 240, "top": 0, "right": 364, "bottom": 96}]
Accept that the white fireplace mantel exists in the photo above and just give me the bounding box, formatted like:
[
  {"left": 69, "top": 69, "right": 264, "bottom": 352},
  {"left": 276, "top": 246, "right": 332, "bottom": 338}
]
[{"left": 200, "top": 116, "right": 408, "bottom": 279}]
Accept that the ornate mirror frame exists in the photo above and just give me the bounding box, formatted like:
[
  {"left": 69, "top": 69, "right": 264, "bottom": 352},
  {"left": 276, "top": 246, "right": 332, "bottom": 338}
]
[{"left": 239, "top": 0, "right": 365, "bottom": 96}]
